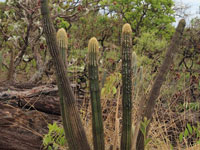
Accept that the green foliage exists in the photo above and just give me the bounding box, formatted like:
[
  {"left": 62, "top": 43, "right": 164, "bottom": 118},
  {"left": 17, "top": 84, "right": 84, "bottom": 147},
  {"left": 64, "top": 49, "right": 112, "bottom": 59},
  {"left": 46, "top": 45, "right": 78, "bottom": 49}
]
[
  {"left": 179, "top": 102, "right": 200, "bottom": 111},
  {"left": 101, "top": 72, "right": 121, "bottom": 98},
  {"left": 43, "top": 122, "right": 67, "bottom": 150},
  {"left": 140, "top": 117, "right": 152, "bottom": 148},
  {"left": 179, "top": 123, "right": 200, "bottom": 144},
  {"left": 134, "top": 31, "right": 168, "bottom": 69},
  {"left": 55, "top": 18, "right": 70, "bottom": 29},
  {"left": 105, "top": 0, "right": 175, "bottom": 38},
  {"left": 69, "top": 13, "right": 119, "bottom": 49},
  {"left": 0, "top": 2, "right": 6, "bottom": 18},
  {"left": 135, "top": 31, "right": 167, "bottom": 57}
]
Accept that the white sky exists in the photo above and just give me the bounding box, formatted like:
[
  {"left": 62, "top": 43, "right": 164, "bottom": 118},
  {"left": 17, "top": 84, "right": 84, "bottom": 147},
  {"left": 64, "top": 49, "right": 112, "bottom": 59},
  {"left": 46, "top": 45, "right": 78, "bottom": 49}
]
[{"left": 174, "top": 0, "right": 200, "bottom": 26}]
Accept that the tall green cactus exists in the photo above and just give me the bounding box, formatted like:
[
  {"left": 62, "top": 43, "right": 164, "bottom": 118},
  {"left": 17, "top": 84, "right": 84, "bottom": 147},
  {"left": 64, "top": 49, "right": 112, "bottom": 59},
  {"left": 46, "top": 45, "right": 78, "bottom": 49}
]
[
  {"left": 88, "top": 37, "right": 105, "bottom": 150},
  {"left": 56, "top": 28, "right": 68, "bottom": 143},
  {"left": 57, "top": 28, "right": 68, "bottom": 65},
  {"left": 132, "top": 52, "right": 144, "bottom": 100},
  {"left": 41, "top": 0, "right": 90, "bottom": 149},
  {"left": 0, "top": 51, "right": 2, "bottom": 71},
  {"left": 121, "top": 23, "right": 133, "bottom": 150},
  {"left": 132, "top": 51, "right": 137, "bottom": 77},
  {"left": 132, "top": 51, "right": 138, "bottom": 97}
]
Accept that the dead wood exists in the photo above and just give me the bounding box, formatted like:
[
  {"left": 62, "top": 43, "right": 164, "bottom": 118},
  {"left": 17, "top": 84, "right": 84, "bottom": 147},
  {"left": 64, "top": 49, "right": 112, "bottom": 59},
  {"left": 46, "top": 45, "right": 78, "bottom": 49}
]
[
  {"left": 0, "top": 84, "right": 82, "bottom": 115},
  {"left": 0, "top": 102, "right": 59, "bottom": 150}
]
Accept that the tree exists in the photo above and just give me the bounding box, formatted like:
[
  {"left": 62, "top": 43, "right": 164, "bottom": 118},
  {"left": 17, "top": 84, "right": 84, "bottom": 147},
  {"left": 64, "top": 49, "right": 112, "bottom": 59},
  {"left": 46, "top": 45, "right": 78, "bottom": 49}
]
[
  {"left": 0, "top": 0, "right": 102, "bottom": 83},
  {"left": 101, "top": 0, "right": 175, "bottom": 39}
]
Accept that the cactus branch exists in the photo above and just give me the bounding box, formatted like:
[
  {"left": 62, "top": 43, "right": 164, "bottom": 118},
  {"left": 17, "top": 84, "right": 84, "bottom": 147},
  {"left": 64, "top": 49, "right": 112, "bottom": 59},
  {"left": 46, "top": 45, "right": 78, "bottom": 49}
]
[
  {"left": 57, "top": 28, "right": 68, "bottom": 66},
  {"left": 40, "top": 0, "right": 90, "bottom": 150},
  {"left": 121, "top": 23, "right": 133, "bottom": 150},
  {"left": 88, "top": 37, "right": 105, "bottom": 150}
]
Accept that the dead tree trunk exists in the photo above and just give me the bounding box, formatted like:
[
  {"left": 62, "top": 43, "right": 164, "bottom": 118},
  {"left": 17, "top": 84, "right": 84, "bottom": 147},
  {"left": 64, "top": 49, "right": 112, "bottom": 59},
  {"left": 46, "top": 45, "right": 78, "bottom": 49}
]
[
  {"left": 136, "top": 19, "right": 186, "bottom": 150},
  {"left": 0, "top": 103, "right": 57, "bottom": 150}
]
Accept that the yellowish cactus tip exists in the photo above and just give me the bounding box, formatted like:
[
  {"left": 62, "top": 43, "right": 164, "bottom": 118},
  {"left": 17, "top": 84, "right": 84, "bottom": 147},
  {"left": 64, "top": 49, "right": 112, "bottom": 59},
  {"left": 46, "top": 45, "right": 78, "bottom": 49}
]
[
  {"left": 132, "top": 51, "right": 137, "bottom": 59},
  {"left": 56, "top": 28, "right": 68, "bottom": 45},
  {"left": 122, "top": 23, "right": 132, "bottom": 34},
  {"left": 88, "top": 37, "right": 99, "bottom": 66},
  {"left": 88, "top": 37, "right": 99, "bottom": 53}
]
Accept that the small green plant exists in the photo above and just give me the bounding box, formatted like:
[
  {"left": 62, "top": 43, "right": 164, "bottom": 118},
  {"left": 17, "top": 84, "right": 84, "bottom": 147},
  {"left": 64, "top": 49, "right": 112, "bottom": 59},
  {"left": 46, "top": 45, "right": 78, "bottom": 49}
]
[
  {"left": 101, "top": 72, "right": 121, "bottom": 99},
  {"left": 179, "top": 123, "right": 200, "bottom": 144},
  {"left": 140, "top": 117, "right": 152, "bottom": 148},
  {"left": 43, "top": 122, "right": 67, "bottom": 150},
  {"left": 181, "top": 102, "right": 200, "bottom": 111}
]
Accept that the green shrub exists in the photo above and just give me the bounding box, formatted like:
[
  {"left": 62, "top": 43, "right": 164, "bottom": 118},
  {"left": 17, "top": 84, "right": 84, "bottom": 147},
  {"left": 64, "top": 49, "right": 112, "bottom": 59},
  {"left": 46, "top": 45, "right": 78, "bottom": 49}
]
[{"left": 43, "top": 122, "right": 67, "bottom": 150}]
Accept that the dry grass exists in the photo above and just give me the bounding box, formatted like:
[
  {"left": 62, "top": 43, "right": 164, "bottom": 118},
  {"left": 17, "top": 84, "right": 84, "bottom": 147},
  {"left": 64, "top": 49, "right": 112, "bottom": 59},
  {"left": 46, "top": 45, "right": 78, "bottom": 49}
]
[
  {"left": 78, "top": 72, "right": 200, "bottom": 150},
  {"left": 1, "top": 57, "right": 199, "bottom": 150}
]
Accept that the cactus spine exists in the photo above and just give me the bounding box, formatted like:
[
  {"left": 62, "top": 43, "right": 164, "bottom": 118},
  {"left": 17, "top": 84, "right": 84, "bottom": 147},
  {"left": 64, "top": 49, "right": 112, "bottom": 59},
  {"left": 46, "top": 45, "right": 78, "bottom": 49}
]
[
  {"left": 56, "top": 28, "right": 68, "bottom": 142},
  {"left": 88, "top": 37, "right": 105, "bottom": 150},
  {"left": 121, "top": 23, "right": 133, "bottom": 150}
]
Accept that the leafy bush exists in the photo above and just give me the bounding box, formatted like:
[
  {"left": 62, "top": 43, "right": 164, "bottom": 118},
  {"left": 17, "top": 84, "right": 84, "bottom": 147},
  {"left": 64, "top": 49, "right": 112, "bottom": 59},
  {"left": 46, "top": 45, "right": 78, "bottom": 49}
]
[{"left": 43, "top": 122, "right": 67, "bottom": 150}]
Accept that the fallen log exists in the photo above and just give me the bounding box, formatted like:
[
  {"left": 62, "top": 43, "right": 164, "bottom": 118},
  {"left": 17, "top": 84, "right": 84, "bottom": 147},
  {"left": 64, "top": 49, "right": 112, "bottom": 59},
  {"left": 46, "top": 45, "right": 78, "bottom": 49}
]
[
  {"left": 0, "top": 84, "right": 85, "bottom": 115},
  {"left": 0, "top": 84, "right": 58, "bottom": 100},
  {"left": 0, "top": 103, "right": 59, "bottom": 150}
]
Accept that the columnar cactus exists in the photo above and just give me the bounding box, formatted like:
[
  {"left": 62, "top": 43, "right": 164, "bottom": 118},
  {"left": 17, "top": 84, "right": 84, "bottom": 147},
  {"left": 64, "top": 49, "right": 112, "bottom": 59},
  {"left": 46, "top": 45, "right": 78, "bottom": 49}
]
[
  {"left": 41, "top": 0, "right": 90, "bottom": 149},
  {"left": 88, "top": 37, "right": 105, "bottom": 150},
  {"left": 56, "top": 28, "right": 68, "bottom": 65},
  {"left": 121, "top": 23, "right": 133, "bottom": 150},
  {"left": 132, "top": 51, "right": 138, "bottom": 97},
  {"left": 0, "top": 51, "right": 2, "bottom": 70},
  {"left": 138, "top": 66, "right": 143, "bottom": 82},
  {"left": 132, "top": 51, "right": 137, "bottom": 77},
  {"left": 56, "top": 28, "right": 68, "bottom": 141},
  {"left": 132, "top": 52, "right": 143, "bottom": 100}
]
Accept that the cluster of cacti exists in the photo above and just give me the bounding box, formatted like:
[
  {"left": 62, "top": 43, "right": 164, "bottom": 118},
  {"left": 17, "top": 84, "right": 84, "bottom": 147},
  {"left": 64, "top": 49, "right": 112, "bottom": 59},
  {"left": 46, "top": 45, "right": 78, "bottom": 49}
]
[
  {"left": 88, "top": 37, "right": 105, "bottom": 150},
  {"left": 41, "top": 1, "right": 186, "bottom": 150},
  {"left": 121, "top": 23, "right": 133, "bottom": 150}
]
